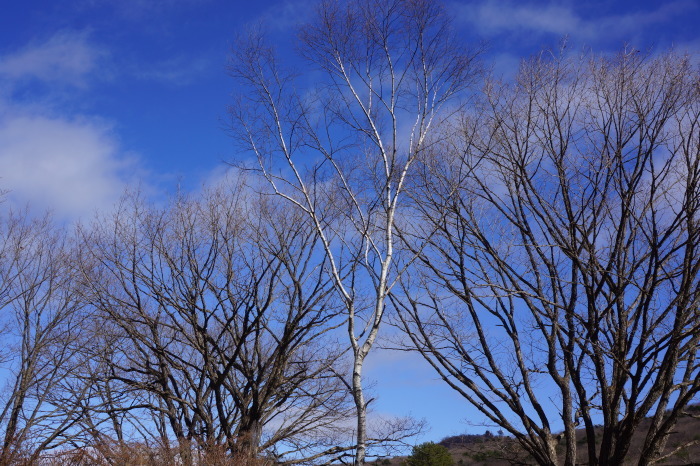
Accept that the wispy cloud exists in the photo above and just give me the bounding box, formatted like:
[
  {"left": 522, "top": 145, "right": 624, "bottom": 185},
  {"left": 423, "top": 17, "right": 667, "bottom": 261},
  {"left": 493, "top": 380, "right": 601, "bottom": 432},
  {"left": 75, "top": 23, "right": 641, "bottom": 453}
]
[
  {"left": 131, "top": 55, "right": 212, "bottom": 86},
  {"left": 0, "top": 31, "right": 104, "bottom": 88},
  {"left": 255, "top": 0, "right": 317, "bottom": 32},
  {"left": 462, "top": 1, "right": 578, "bottom": 37},
  {"left": 74, "top": 0, "right": 214, "bottom": 23},
  {"left": 0, "top": 113, "right": 141, "bottom": 221},
  {"left": 454, "top": 0, "right": 696, "bottom": 46}
]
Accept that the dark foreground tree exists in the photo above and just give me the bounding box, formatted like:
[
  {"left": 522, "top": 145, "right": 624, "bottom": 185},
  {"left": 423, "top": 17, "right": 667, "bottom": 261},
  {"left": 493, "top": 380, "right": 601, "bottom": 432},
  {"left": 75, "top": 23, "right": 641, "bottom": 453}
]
[
  {"left": 395, "top": 50, "right": 700, "bottom": 465},
  {"left": 76, "top": 181, "right": 355, "bottom": 465},
  {"left": 406, "top": 441, "right": 453, "bottom": 466},
  {"left": 228, "top": 0, "right": 481, "bottom": 462}
]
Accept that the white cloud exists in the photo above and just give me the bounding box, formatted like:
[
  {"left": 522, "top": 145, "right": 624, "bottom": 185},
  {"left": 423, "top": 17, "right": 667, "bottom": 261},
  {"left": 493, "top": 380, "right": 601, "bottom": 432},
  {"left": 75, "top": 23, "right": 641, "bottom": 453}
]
[
  {"left": 0, "top": 113, "right": 138, "bottom": 221},
  {"left": 0, "top": 31, "right": 103, "bottom": 88},
  {"left": 0, "top": 31, "right": 152, "bottom": 221}
]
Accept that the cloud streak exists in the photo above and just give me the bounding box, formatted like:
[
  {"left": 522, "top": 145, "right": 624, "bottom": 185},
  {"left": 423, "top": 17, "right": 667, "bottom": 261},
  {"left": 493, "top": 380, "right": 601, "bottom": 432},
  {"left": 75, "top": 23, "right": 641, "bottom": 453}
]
[
  {"left": 0, "top": 31, "right": 104, "bottom": 88},
  {"left": 454, "top": 0, "right": 696, "bottom": 46},
  {"left": 131, "top": 55, "right": 212, "bottom": 86},
  {"left": 254, "top": 0, "right": 317, "bottom": 32}
]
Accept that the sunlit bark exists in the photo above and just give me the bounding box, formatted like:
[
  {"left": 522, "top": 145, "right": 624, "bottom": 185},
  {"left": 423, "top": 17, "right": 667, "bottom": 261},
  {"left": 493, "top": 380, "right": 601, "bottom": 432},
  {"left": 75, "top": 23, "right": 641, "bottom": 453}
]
[{"left": 228, "top": 1, "right": 481, "bottom": 462}]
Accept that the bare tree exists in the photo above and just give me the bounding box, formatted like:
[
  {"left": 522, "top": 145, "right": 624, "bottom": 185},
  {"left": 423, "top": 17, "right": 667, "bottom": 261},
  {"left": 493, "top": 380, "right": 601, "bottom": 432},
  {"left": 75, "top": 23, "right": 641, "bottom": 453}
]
[
  {"left": 395, "top": 50, "right": 700, "bottom": 465},
  {"left": 228, "top": 0, "right": 480, "bottom": 462},
  {"left": 76, "top": 182, "right": 355, "bottom": 464},
  {"left": 0, "top": 210, "right": 91, "bottom": 465}
]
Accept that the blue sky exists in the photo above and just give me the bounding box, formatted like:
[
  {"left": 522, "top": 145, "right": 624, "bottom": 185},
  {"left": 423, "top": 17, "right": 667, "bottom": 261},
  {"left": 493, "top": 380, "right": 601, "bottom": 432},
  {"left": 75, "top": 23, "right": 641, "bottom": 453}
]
[{"left": 1, "top": 0, "right": 699, "bottom": 445}]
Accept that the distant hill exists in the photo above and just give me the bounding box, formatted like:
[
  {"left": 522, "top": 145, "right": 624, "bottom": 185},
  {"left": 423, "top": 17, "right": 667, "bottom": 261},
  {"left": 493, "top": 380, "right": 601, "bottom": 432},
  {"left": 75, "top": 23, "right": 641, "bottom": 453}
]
[{"left": 371, "top": 406, "right": 700, "bottom": 465}]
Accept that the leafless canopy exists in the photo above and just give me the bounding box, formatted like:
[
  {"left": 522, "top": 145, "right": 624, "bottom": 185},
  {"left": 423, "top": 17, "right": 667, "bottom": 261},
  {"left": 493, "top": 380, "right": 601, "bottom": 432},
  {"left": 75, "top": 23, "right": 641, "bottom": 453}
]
[
  {"left": 395, "top": 50, "right": 700, "bottom": 465},
  {"left": 0, "top": 211, "right": 90, "bottom": 464},
  {"left": 76, "top": 183, "right": 354, "bottom": 464}
]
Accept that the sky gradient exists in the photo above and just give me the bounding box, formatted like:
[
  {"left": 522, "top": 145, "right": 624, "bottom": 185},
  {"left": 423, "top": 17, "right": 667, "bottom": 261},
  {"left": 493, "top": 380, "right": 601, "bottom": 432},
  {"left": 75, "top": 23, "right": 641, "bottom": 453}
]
[{"left": 2, "top": 0, "right": 699, "bottom": 445}]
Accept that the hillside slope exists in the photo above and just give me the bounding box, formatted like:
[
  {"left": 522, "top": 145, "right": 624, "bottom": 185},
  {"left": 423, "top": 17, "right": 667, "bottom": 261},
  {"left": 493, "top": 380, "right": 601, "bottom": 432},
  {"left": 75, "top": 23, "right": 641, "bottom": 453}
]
[{"left": 373, "top": 407, "right": 700, "bottom": 465}]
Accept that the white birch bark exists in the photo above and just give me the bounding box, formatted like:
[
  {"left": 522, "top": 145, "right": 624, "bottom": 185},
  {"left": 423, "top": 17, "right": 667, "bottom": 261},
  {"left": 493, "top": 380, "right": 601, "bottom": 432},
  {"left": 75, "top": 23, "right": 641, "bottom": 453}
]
[{"left": 229, "top": 1, "right": 481, "bottom": 463}]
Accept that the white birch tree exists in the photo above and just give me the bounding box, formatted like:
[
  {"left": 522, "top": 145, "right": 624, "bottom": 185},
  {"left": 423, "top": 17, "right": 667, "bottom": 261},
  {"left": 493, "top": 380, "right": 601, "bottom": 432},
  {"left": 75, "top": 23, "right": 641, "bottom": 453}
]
[{"left": 228, "top": 0, "right": 480, "bottom": 463}]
